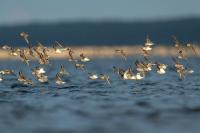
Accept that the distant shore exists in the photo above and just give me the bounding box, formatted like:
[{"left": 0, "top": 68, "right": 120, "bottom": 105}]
[{"left": 0, "top": 45, "right": 199, "bottom": 59}]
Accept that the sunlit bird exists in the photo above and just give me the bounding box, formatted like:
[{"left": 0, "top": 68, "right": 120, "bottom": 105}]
[
  {"left": 0, "top": 75, "right": 3, "bottom": 82},
  {"left": 0, "top": 69, "right": 15, "bottom": 75},
  {"left": 74, "top": 63, "right": 85, "bottom": 70},
  {"left": 99, "top": 74, "right": 111, "bottom": 85},
  {"left": 59, "top": 65, "right": 70, "bottom": 76},
  {"left": 55, "top": 73, "right": 66, "bottom": 85},
  {"left": 18, "top": 71, "right": 33, "bottom": 85},
  {"left": 80, "top": 53, "right": 90, "bottom": 62},
  {"left": 88, "top": 72, "right": 98, "bottom": 80},
  {"left": 53, "top": 41, "right": 67, "bottom": 54},
  {"left": 187, "top": 43, "right": 198, "bottom": 56},
  {"left": 145, "top": 36, "right": 154, "bottom": 46},
  {"left": 20, "top": 32, "right": 29, "bottom": 44},
  {"left": 1, "top": 45, "right": 12, "bottom": 50},
  {"left": 156, "top": 63, "right": 167, "bottom": 74},
  {"left": 19, "top": 49, "right": 30, "bottom": 65}
]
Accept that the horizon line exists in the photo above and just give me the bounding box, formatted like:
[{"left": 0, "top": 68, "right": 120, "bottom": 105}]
[{"left": 0, "top": 15, "right": 200, "bottom": 27}]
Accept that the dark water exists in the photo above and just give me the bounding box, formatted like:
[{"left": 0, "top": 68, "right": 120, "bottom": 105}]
[
  {"left": 0, "top": 57, "right": 200, "bottom": 133},
  {"left": 1, "top": 18, "right": 200, "bottom": 46}
]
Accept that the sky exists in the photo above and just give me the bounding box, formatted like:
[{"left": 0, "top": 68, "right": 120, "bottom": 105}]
[{"left": 0, "top": 0, "right": 200, "bottom": 25}]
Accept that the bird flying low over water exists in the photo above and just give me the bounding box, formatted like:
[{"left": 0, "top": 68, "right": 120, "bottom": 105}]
[
  {"left": 53, "top": 41, "right": 68, "bottom": 54},
  {"left": 123, "top": 67, "right": 136, "bottom": 80},
  {"left": 145, "top": 36, "right": 154, "bottom": 46},
  {"left": 172, "top": 36, "right": 188, "bottom": 59},
  {"left": 31, "top": 67, "right": 48, "bottom": 83},
  {"left": 18, "top": 71, "right": 33, "bottom": 85},
  {"left": 171, "top": 55, "right": 194, "bottom": 80},
  {"left": 55, "top": 73, "right": 66, "bottom": 85},
  {"left": 0, "top": 69, "right": 15, "bottom": 75},
  {"left": 19, "top": 49, "right": 30, "bottom": 65},
  {"left": 88, "top": 72, "right": 98, "bottom": 80},
  {"left": 80, "top": 53, "right": 90, "bottom": 62},
  {"left": 113, "top": 66, "right": 145, "bottom": 80},
  {"left": 1, "top": 45, "right": 12, "bottom": 50},
  {"left": 59, "top": 65, "right": 70, "bottom": 76},
  {"left": 135, "top": 60, "right": 153, "bottom": 73},
  {"left": 20, "top": 32, "right": 29, "bottom": 44},
  {"left": 187, "top": 43, "right": 198, "bottom": 56},
  {"left": 113, "top": 66, "right": 125, "bottom": 79},
  {"left": 174, "top": 63, "right": 194, "bottom": 80},
  {"left": 74, "top": 63, "right": 85, "bottom": 70},
  {"left": 99, "top": 74, "right": 111, "bottom": 85},
  {"left": 155, "top": 63, "right": 167, "bottom": 74},
  {"left": 142, "top": 36, "right": 154, "bottom": 52},
  {"left": 1, "top": 45, "right": 20, "bottom": 56},
  {"left": 0, "top": 75, "right": 3, "bottom": 82}
]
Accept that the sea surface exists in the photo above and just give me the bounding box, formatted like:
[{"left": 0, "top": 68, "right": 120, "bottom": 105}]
[{"left": 0, "top": 57, "right": 200, "bottom": 133}]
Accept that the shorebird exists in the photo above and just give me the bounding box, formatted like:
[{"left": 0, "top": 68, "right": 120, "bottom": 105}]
[
  {"left": 142, "top": 46, "right": 152, "bottom": 51},
  {"left": 80, "top": 53, "right": 90, "bottom": 62},
  {"left": 55, "top": 73, "right": 66, "bottom": 85},
  {"left": 74, "top": 63, "right": 85, "bottom": 70},
  {"left": 28, "top": 44, "right": 34, "bottom": 57},
  {"left": 156, "top": 63, "right": 167, "bottom": 74},
  {"left": 66, "top": 48, "right": 77, "bottom": 62},
  {"left": 177, "top": 49, "right": 187, "bottom": 59},
  {"left": 59, "top": 65, "right": 70, "bottom": 76},
  {"left": 173, "top": 60, "right": 194, "bottom": 79},
  {"left": 37, "top": 74, "right": 48, "bottom": 83},
  {"left": 1, "top": 45, "right": 20, "bottom": 56},
  {"left": 19, "top": 49, "right": 30, "bottom": 65},
  {"left": 172, "top": 35, "right": 181, "bottom": 50},
  {"left": 145, "top": 36, "right": 154, "bottom": 46},
  {"left": 88, "top": 72, "right": 98, "bottom": 80},
  {"left": 18, "top": 71, "right": 33, "bottom": 85},
  {"left": 187, "top": 43, "right": 198, "bottom": 56},
  {"left": 1, "top": 45, "right": 12, "bottom": 50},
  {"left": 175, "top": 64, "right": 186, "bottom": 80},
  {"left": 142, "top": 36, "right": 154, "bottom": 52},
  {"left": 32, "top": 67, "right": 45, "bottom": 75},
  {"left": 31, "top": 67, "right": 48, "bottom": 83},
  {"left": 113, "top": 66, "right": 125, "bottom": 79},
  {"left": 172, "top": 36, "right": 187, "bottom": 59},
  {"left": 43, "top": 48, "right": 50, "bottom": 59},
  {"left": 53, "top": 41, "right": 67, "bottom": 54},
  {"left": 123, "top": 67, "right": 145, "bottom": 80},
  {"left": 38, "top": 53, "right": 49, "bottom": 65},
  {"left": 175, "top": 64, "right": 194, "bottom": 79},
  {"left": 10, "top": 48, "right": 20, "bottom": 56},
  {"left": 20, "top": 32, "right": 29, "bottom": 44},
  {"left": 135, "top": 60, "right": 153, "bottom": 73},
  {"left": 135, "top": 60, "right": 145, "bottom": 72},
  {"left": 0, "top": 75, "right": 3, "bottom": 82},
  {"left": 0, "top": 69, "right": 15, "bottom": 75},
  {"left": 142, "top": 49, "right": 150, "bottom": 57},
  {"left": 135, "top": 72, "right": 145, "bottom": 80},
  {"left": 35, "top": 42, "right": 46, "bottom": 52},
  {"left": 99, "top": 74, "right": 111, "bottom": 85},
  {"left": 123, "top": 68, "right": 136, "bottom": 80},
  {"left": 115, "top": 49, "right": 127, "bottom": 60}
]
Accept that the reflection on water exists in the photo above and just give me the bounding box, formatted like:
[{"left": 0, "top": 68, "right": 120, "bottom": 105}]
[{"left": 0, "top": 57, "right": 200, "bottom": 133}]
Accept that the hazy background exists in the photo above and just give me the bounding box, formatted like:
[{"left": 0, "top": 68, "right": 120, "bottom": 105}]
[{"left": 0, "top": 0, "right": 200, "bottom": 45}]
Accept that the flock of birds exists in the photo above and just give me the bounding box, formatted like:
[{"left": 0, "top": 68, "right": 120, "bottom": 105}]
[{"left": 0, "top": 33, "right": 198, "bottom": 86}]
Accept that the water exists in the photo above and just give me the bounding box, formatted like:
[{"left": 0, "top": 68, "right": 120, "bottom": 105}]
[
  {"left": 1, "top": 18, "right": 200, "bottom": 46},
  {"left": 0, "top": 57, "right": 200, "bottom": 133}
]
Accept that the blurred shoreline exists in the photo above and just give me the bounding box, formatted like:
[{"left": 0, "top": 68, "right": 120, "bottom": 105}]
[{"left": 0, "top": 45, "right": 199, "bottom": 59}]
